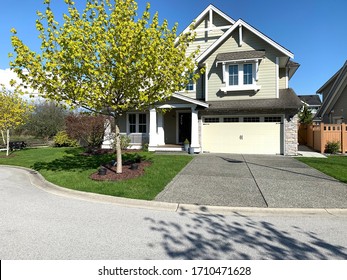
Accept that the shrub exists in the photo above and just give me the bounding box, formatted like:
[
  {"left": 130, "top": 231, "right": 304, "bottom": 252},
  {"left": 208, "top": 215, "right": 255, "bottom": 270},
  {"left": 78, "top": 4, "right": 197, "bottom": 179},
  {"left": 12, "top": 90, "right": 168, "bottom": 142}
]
[
  {"left": 120, "top": 135, "right": 131, "bottom": 150},
  {"left": 65, "top": 113, "right": 105, "bottom": 149},
  {"left": 142, "top": 142, "right": 149, "bottom": 152},
  {"left": 53, "top": 131, "right": 78, "bottom": 147},
  {"left": 325, "top": 141, "right": 340, "bottom": 154}
]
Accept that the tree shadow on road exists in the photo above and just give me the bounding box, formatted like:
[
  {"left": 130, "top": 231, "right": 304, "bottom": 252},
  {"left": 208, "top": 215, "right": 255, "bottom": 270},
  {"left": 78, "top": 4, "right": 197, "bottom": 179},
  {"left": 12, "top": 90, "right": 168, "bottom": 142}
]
[{"left": 144, "top": 207, "right": 347, "bottom": 259}]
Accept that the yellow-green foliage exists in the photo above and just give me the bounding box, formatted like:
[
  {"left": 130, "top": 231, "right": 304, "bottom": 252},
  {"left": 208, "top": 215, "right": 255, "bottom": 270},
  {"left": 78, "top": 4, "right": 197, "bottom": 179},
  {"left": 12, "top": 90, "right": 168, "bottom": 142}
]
[
  {"left": 10, "top": 0, "right": 201, "bottom": 113},
  {"left": 9, "top": 0, "right": 201, "bottom": 171},
  {"left": 53, "top": 131, "right": 79, "bottom": 147},
  {"left": 0, "top": 84, "right": 32, "bottom": 131}
]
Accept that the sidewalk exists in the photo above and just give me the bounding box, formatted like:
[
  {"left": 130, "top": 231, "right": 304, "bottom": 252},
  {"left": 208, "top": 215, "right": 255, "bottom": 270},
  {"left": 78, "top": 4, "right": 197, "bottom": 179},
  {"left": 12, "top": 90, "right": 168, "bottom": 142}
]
[{"left": 297, "top": 145, "right": 327, "bottom": 158}]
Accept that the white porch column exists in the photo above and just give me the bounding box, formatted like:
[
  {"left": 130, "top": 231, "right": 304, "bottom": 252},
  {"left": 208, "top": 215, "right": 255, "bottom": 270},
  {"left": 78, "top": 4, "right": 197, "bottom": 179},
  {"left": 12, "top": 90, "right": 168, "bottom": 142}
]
[
  {"left": 101, "top": 118, "right": 113, "bottom": 149},
  {"left": 157, "top": 112, "right": 165, "bottom": 145},
  {"left": 149, "top": 108, "right": 157, "bottom": 148},
  {"left": 190, "top": 106, "right": 200, "bottom": 153}
]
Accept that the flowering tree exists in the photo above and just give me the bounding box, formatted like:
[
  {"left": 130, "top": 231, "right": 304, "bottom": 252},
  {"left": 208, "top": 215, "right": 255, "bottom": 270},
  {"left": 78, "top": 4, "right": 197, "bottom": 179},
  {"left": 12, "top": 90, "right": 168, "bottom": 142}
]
[
  {"left": 0, "top": 85, "right": 32, "bottom": 156},
  {"left": 10, "top": 0, "right": 200, "bottom": 173}
]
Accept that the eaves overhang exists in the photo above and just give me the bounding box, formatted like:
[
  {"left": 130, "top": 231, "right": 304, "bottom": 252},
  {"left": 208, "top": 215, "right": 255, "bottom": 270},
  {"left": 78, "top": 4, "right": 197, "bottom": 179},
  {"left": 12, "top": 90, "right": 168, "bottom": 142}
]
[{"left": 197, "top": 19, "right": 294, "bottom": 64}]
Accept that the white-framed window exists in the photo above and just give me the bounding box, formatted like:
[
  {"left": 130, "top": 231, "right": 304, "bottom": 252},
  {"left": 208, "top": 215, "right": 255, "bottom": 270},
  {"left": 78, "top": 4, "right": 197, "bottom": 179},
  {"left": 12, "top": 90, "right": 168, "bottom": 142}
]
[
  {"left": 220, "top": 61, "right": 261, "bottom": 92},
  {"left": 129, "top": 114, "right": 137, "bottom": 133},
  {"left": 185, "top": 74, "right": 195, "bottom": 91},
  {"left": 127, "top": 113, "right": 148, "bottom": 133},
  {"left": 228, "top": 65, "right": 239, "bottom": 86},
  {"left": 227, "top": 63, "right": 255, "bottom": 86},
  {"left": 243, "top": 64, "right": 253, "bottom": 85}
]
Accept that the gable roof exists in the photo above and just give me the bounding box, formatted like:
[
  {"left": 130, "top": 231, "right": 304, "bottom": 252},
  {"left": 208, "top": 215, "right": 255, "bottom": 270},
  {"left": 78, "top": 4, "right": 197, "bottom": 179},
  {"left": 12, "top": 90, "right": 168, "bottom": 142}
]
[
  {"left": 316, "top": 60, "right": 347, "bottom": 118},
  {"left": 317, "top": 63, "right": 346, "bottom": 94},
  {"left": 179, "top": 4, "right": 236, "bottom": 37},
  {"left": 172, "top": 93, "right": 209, "bottom": 108},
  {"left": 297, "top": 95, "right": 322, "bottom": 106},
  {"left": 197, "top": 18, "right": 294, "bottom": 64}
]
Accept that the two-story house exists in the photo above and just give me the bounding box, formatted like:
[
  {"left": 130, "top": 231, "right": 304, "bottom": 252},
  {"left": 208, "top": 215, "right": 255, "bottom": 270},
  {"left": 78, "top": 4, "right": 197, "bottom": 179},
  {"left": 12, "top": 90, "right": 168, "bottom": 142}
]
[
  {"left": 102, "top": 5, "right": 302, "bottom": 155},
  {"left": 315, "top": 60, "right": 347, "bottom": 124}
]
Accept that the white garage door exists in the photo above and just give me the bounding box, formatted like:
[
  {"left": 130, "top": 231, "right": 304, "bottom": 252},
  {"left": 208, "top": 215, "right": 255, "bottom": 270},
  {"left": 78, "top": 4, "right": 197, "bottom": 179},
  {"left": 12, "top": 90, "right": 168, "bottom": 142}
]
[{"left": 202, "top": 117, "right": 283, "bottom": 154}]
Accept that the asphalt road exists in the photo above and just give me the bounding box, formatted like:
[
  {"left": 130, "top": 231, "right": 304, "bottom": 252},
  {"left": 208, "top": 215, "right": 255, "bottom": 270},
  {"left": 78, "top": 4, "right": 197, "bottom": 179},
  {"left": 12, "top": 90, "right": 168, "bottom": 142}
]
[{"left": 1, "top": 166, "right": 347, "bottom": 260}]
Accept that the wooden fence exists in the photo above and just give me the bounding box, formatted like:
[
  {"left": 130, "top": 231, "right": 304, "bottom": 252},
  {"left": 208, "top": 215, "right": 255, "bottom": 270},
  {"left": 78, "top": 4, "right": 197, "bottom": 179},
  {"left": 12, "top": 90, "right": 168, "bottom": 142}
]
[{"left": 298, "top": 123, "right": 347, "bottom": 154}]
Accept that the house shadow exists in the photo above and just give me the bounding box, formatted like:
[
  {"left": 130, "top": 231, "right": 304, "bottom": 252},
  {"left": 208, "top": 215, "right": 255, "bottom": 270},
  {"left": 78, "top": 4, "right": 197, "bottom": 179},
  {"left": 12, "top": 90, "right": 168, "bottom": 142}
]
[{"left": 144, "top": 207, "right": 347, "bottom": 259}]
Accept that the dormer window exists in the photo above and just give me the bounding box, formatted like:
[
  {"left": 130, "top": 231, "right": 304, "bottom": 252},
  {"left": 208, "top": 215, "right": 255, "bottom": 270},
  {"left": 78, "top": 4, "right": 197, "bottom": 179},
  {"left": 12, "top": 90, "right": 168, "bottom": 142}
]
[
  {"left": 225, "top": 62, "right": 258, "bottom": 90},
  {"left": 216, "top": 50, "right": 265, "bottom": 92},
  {"left": 227, "top": 63, "right": 254, "bottom": 86},
  {"left": 228, "top": 65, "right": 239, "bottom": 85},
  {"left": 243, "top": 64, "right": 253, "bottom": 85}
]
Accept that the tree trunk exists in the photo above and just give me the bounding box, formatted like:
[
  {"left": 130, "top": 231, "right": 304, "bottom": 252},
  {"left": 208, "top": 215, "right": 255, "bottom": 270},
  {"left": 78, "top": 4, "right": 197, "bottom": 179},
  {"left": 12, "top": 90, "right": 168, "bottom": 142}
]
[
  {"left": 6, "top": 129, "right": 10, "bottom": 157},
  {"left": 114, "top": 116, "right": 123, "bottom": 174},
  {"left": 1, "top": 130, "right": 6, "bottom": 146}
]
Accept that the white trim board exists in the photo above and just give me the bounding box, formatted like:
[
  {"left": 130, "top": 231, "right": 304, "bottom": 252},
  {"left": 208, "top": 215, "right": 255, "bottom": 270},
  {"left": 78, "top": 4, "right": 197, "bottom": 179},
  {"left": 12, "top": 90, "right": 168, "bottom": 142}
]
[{"left": 197, "top": 19, "right": 294, "bottom": 64}]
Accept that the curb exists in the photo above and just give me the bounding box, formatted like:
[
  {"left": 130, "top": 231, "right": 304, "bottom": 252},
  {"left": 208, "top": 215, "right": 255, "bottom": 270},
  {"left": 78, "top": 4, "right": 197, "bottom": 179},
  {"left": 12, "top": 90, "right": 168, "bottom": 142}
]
[{"left": 2, "top": 165, "right": 347, "bottom": 216}]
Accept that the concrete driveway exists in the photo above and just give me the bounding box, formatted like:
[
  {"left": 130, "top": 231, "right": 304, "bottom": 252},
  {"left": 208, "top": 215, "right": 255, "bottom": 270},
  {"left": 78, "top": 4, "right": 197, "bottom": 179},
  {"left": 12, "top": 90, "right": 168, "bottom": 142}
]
[{"left": 155, "top": 154, "right": 347, "bottom": 208}]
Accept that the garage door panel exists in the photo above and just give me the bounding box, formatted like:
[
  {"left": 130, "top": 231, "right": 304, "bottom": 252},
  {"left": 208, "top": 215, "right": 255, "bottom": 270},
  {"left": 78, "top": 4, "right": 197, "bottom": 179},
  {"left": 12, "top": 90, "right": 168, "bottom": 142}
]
[{"left": 202, "top": 122, "right": 282, "bottom": 154}]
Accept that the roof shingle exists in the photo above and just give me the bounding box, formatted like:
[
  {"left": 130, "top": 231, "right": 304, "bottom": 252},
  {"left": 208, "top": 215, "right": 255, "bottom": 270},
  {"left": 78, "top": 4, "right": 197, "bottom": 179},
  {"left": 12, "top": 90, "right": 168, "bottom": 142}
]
[
  {"left": 216, "top": 50, "right": 266, "bottom": 62},
  {"left": 201, "top": 89, "right": 302, "bottom": 114}
]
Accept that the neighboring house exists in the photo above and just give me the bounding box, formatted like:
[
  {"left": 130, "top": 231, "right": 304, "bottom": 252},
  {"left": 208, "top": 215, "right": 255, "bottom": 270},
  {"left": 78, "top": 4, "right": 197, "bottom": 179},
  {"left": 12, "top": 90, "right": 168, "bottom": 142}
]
[
  {"left": 297, "top": 95, "right": 322, "bottom": 115},
  {"left": 102, "top": 4, "right": 302, "bottom": 155},
  {"left": 315, "top": 60, "right": 347, "bottom": 124}
]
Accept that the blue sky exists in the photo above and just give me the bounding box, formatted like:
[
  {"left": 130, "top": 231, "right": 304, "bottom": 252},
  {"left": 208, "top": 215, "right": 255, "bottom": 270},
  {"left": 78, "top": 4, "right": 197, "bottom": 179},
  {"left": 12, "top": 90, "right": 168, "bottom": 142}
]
[{"left": 1, "top": 0, "right": 346, "bottom": 95}]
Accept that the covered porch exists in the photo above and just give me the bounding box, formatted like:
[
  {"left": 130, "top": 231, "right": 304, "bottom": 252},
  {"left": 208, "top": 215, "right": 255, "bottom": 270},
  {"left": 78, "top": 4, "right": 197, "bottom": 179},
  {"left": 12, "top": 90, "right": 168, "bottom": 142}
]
[{"left": 148, "top": 93, "right": 209, "bottom": 153}]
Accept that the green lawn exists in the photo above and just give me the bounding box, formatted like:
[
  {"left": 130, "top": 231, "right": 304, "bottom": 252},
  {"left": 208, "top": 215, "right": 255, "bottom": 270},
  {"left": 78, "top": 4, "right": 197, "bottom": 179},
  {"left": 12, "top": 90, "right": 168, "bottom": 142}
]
[
  {"left": 0, "top": 147, "right": 192, "bottom": 200},
  {"left": 296, "top": 156, "right": 347, "bottom": 184}
]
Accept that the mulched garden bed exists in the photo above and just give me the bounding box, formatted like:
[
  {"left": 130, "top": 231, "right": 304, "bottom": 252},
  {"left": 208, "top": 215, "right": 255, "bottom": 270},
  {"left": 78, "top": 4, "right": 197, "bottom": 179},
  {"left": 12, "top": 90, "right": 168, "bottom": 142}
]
[{"left": 90, "top": 161, "right": 152, "bottom": 181}]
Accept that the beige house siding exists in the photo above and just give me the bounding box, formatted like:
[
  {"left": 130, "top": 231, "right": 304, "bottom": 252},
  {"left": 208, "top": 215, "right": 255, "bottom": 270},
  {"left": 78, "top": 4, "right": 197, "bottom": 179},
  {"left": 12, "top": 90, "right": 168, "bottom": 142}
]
[
  {"left": 185, "top": 13, "right": 229, "bottom": 57},
  {"left": 180, "top": 13, "right": 232, "bottom": 99},
  {"left": 279, "top": 68, "right": 287, "bottom": 89},
  {"left": 204, "top": 28, "right": 285, "bottom": 101}
]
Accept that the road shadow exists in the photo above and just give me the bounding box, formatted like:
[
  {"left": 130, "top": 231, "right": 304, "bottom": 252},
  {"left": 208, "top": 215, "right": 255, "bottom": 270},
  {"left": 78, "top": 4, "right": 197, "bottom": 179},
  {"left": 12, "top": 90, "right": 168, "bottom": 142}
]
[
  {"left": 218, "top": 156, "right": 341, "bottom": 183},
  {"left": 145, "top": 207, "right": 347, "bottom": 259}
]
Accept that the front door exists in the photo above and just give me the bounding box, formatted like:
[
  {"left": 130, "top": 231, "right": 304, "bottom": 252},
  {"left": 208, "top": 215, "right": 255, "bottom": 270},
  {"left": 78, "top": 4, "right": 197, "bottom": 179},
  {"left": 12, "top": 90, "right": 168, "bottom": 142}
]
[{"left": 178, "top": 113, "right": 191, "bottom": 143}]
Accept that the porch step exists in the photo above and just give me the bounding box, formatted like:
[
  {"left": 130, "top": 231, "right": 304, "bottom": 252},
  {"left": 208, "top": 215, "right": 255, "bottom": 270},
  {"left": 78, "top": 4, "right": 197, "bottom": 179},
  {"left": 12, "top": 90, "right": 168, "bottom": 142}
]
[{"left": 149, "top": 145, "right": 186, "bottom": 152}]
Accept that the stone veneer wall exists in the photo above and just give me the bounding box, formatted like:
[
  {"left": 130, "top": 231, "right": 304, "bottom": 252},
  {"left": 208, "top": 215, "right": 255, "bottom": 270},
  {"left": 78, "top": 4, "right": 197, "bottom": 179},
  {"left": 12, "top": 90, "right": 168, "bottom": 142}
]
[{"left": 284, "top": 113, "right": 298, "bottom": 155}]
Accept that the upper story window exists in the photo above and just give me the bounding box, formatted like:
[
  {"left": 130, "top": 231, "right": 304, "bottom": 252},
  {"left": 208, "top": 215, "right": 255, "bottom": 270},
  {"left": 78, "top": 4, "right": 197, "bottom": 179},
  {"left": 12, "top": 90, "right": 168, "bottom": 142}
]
[
  {"left": 185, "top": 80, "right": 194, "bottom": 91},
  {"left": 226, "top": 63, "right": 255, "bottom": 87},
  {"left": 219, "top": 62, "right": 261, "bottom": 92},
  {"left": 185, "top": 73, "right": 195, "bottom": 91},
  {"left": 228, "top": 65, "right": 239, "bottom": 86},
  {"left": 216, "top": 51, "right": 264, "bottom": 93},
  {"left": 243, "top": 64, "right": 253, "bottom": 85}
]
